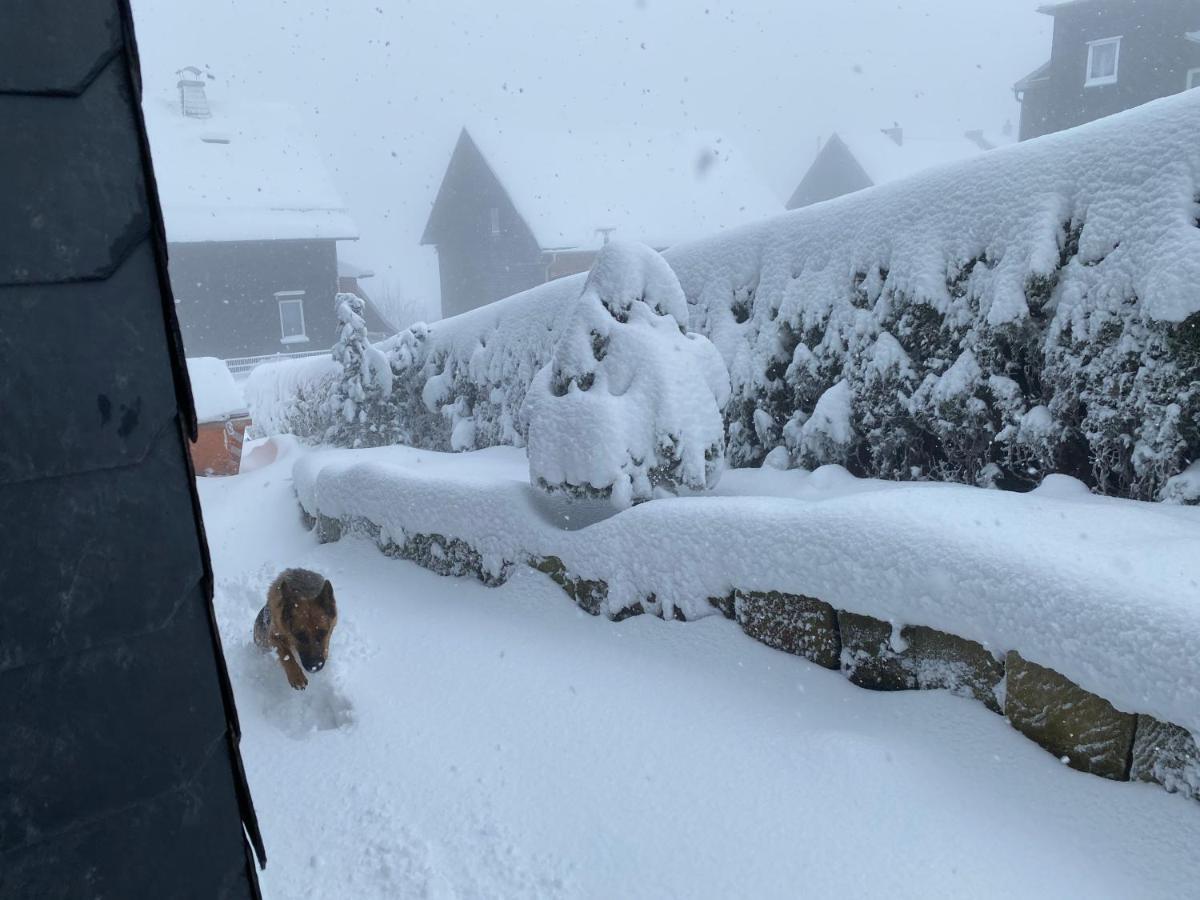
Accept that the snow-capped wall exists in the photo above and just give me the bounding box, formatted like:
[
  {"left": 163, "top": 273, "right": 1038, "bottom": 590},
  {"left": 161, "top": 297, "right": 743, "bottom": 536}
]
[{"left": 251, "top": 89, "right": 1200, "bottom": 502}]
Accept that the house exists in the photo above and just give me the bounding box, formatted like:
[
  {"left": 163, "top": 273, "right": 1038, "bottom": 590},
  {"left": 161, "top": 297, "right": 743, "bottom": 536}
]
[
  {"left": 1014, "top": 0, "right": 1200, "bottom": 141},
  {"left": 144, "top": 69, "right": 392, "bottom": 362},
  {"left": 421, "top": 127, "right": 782, "bottom": 318},
  {"left": 786, "top": 127, "right": 1007, "bottom": 210}
]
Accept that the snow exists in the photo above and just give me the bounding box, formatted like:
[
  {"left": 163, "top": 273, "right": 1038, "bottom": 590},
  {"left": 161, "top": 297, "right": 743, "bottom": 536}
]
[
  {"left": 524, "top": 242, "right": 729, "bottom": 506},
  {"left": 244, "top": 352, "right": 339, "bottom": 437},
  {"left": 294, "top": 443, "right": 1200, "bottom": 738},
  {"left": 199, "top": 442, "right": 1200, "bottom": 898},
  {"left": 792, "top": 379, "right": 854, "bottom": 463},
  {"left": 828, "top": 129, "right": 989, "bottom": 187},
  {"left": 143, "top": 92, "right": 357, "bottom": 243},
  {"left": 466, "top": 126, "right": 783, "bottom": 250},
  {"left": 185, "top": 356, "right": 246, "bottom": 423}
]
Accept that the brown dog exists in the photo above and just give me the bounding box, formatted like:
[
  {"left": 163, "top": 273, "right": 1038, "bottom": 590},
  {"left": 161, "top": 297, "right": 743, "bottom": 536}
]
[{"left": 254, "top": 568, "right": 338, "bottom": 690}]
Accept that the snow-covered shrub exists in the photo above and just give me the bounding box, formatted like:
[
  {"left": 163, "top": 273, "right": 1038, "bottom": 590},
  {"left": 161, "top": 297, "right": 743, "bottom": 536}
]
[
  {"left": 524, "top": 242, "right": 730, "bottom": 507},
  {"left": 323, "top": 293, "right": 401, "bottom": 448}
]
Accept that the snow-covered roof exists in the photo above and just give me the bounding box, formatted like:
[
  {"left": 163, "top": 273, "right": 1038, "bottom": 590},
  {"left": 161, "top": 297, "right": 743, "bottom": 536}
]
[
  {"left": 186, "top": 356, "right": 246, "bottom": 422},
  {"left": 338, "top": 258, "right": 375, "bottom": 279},
  {"left": 465, "top": 127, "right": 782, "bottom": 251},
  {"left": 144, "top": 92, "right": 357, "bottom": 244},
  {"left": 828, "top": 130, "right": 990, "bottom": 187}
]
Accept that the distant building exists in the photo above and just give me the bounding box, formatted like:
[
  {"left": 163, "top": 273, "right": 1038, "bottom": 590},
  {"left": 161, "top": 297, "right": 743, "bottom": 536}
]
[
  {"left": 1014, "top": 0, "right": 1200, "bottom": 141},
  {"left": 421, "top": 127, "right": 782, "bottom": 318},
  {"left": 786, "top": 127, "right": 1006, "bottom": 210},
  {"left": 144, "top": 69, "right": 391, "bottom": 361}
]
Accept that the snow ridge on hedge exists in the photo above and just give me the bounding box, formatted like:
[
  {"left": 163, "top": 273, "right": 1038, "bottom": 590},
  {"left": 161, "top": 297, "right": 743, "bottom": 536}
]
[{"left": 252, "top": 90, "right": 1200, "bottom": 501}]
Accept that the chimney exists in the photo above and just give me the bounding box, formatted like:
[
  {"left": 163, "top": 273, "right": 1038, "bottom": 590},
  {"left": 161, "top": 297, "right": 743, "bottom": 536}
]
[
  {"left": 176, "top": 66, "right": 211, "bottom": 119},
  {"left": 881, "top": 125, "right": 903, "bottom": 147},
  {"left": 964, "top": 129, "right": 995, "bottom": 151}
]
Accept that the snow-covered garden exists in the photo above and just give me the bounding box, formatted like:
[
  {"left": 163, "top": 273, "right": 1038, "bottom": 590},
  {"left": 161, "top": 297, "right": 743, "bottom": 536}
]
[
  {"left": 202, "top": 439, "right": 1200, "bottom": 899},
  {"left": 207, "top": 88, "right": 1200, "bottom": 898}
]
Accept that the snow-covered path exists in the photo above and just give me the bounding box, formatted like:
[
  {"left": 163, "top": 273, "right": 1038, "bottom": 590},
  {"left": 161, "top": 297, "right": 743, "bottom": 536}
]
[{"left": 199, "top": 453, "right": 1200, "bottom": 899}]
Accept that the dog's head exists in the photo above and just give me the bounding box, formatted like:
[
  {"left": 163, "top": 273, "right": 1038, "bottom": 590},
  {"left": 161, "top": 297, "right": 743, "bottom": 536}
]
[{"left": 279, "top": 577, "right": 337, "bottom": 673}]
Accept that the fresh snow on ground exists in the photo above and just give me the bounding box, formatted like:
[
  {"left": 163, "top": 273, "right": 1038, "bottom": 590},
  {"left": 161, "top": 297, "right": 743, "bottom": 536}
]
[{"left": 202, "top": 443, "right": 1199, "bottom": 899}]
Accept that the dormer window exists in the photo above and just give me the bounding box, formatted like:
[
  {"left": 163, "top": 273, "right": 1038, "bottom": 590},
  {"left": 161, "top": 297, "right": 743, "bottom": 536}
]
[
  {"left": 1188, "top": 68, "right": 1200, "bottom": 91},
  {"left": 1085, "top": 37, "right": 1121, "bottom": 87}
]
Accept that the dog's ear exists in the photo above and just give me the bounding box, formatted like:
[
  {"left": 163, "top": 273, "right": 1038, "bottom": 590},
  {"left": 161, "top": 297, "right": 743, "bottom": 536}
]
[{"left": 318, "top": 580, "right": 336, "bottom": 615}]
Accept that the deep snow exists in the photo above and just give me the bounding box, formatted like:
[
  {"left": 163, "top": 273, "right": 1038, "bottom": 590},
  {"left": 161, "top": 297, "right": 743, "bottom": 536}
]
[{"left": 200, "top": 444, "right": 1200, "bottom": 899}]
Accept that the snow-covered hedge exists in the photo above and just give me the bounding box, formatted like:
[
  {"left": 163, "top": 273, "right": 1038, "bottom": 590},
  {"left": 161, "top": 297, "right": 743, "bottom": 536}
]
[{"left": 252, "top": 90, "right": 1200, "bottom": 502}]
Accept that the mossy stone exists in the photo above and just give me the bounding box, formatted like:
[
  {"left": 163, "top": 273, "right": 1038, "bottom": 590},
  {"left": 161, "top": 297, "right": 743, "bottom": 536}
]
[
  {"left": 1005, "top": 652, "right": 1136, "bottom": 781},
  {"left": 1131, "top": 715, "right": 1200, "bottom": 801},
  {"left": 735, "top": 590, "right": 840, "bottom": 670}
]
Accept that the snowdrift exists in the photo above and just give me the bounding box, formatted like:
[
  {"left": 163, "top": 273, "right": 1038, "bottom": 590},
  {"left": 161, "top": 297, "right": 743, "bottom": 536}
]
[{"left": 251, "top": 90, "right": 1200, "bottom": 501}]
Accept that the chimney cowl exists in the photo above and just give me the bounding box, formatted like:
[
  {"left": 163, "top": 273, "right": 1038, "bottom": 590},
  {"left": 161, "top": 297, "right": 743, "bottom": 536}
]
[{"left": 176, "top": 66, "right": 212, "bottom": 119}]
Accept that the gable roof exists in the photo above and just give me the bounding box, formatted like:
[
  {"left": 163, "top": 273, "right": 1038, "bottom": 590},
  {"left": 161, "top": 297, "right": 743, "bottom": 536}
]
[
  {"left": 427, "top": 126, "right": 782, "bottom": 251},
  {"left": 787, "top": 129, "right": 997, "bottom": 209},
  {"left": 143, "top": 91, "right": 357, "bottom": 244}
]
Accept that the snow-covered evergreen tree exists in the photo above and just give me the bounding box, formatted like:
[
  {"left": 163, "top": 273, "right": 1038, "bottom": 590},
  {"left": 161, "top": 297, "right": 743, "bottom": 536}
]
[
  {"left": 524, "top": 242, "right": 729, "bottom": 508},
  {"left": 324, "top": 292, "right": 397, "bottom": 447}
]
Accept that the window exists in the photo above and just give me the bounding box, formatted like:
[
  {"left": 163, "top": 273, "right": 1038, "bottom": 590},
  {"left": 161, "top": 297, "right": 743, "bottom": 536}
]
[
  {"left": 1189, "top": 68, "right": 1200, "bottom": 90},
  {"left": 489, "top": 207, "right": 500, "bottom": 237},
  {"left": 1085, "top": 37, "right": 1121, "bottom": 87},
  {"left": 276, "top": 290, "right": 308, "bottom": 344}
]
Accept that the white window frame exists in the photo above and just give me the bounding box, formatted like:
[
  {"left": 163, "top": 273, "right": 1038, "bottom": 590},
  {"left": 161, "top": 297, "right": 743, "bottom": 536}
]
[
  {"left": 1085, "top": 36, "right": 1121, "bottom": 87},
  {"left": 1188, "top": 68, "right": 1200, "bottom": 90},
  {"left": 276, "top": 290, "right": 309, "bottom": 345},
  {"left": 489, "top": 207, "right": 501, "bottom": 237}
]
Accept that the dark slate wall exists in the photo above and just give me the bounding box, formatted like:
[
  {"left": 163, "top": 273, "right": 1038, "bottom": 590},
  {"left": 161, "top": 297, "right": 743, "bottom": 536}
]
[
  {"left": 1020, "top": 0, "right": 1200, "bottom": 140},
  {"left": 169, "top": 238, "right": 340, "bottom": 358},
  {"left": 422, "top": 130, "right": 548, "bottom": 319},
  {"left": 786, "top": 135, "right": 876, "bottom": 210},
  {"left": 0, "top": 1, "right": 264, "bottom": 896}
]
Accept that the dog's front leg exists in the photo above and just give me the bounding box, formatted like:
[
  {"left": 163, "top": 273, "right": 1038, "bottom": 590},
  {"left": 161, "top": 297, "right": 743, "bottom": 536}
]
[{"left": 274, "top": 640, "right": 308, "bottom": 690}]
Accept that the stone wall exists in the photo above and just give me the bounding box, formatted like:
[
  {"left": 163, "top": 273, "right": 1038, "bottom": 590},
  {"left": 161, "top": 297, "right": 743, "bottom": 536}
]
[{"left": 309, "top": 506, "right": 1200, "bottom": 805}]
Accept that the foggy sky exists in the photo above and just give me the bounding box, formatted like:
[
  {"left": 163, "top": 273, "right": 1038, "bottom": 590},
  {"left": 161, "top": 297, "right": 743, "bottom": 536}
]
[{"left": 130, "top": 0, "right": 1052, "bottom": 320}]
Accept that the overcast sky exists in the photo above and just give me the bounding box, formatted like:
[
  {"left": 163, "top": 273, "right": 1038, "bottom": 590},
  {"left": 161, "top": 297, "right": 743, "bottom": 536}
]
[{"left": 130, "top": 0, "right": 1052, "bottom": 320}]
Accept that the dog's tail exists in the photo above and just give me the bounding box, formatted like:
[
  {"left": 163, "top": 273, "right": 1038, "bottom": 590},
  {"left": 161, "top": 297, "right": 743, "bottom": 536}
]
[{"left": 252, "top": 605, "right": 272, "bottom": 650}]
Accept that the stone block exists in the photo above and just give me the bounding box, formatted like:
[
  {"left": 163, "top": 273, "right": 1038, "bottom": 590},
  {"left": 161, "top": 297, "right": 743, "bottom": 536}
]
[
  {"left": 316, "top": 514, "right": 342, "bottom": 544},
  {"left": 903, "top": 625, "right": 1005, "bottom": 713},
  {"left": 735, "top": 591, "right": 840, "bottom": 670},
  {"left": 1131, "top": 715, "right": 1200, "bottom": 801},
  {"left": 1005, "top": 652, "right": 1136, "bottom": 781},
  {"left": 837, "top": 611, "right": 914, "bottom": 690},
  {"left": 708, "top": 592, "right": 737, "bottom": 620},
  {"left": 532, "top": 556, "right": 608, "bottom": 616}
]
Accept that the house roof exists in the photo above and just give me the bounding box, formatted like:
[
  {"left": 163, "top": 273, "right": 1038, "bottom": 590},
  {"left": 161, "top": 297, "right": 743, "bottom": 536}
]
[
  {"left": 143, "top": 91, "right": 358, "bottom": 244},
  {"left": 1014, "top": 60, "right": 1054, "bottom": 93},
  {"left": 453, "top": 126, "right": 782, "bottom": 251},
  {"left": 1036, "top": 0, "right": 1100, "bottom": 14},
  {"left": 833, "top": 130, "right": 988, "bottom": 184}
]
